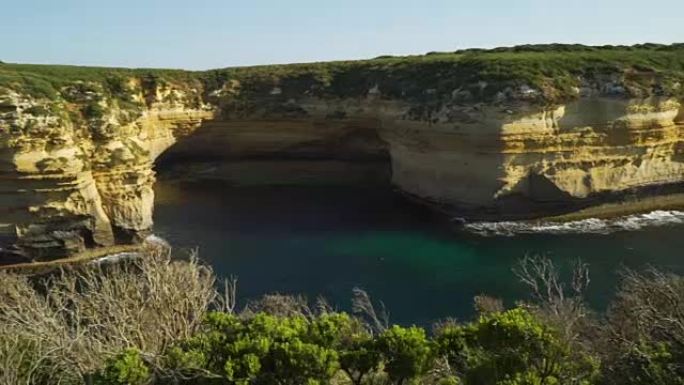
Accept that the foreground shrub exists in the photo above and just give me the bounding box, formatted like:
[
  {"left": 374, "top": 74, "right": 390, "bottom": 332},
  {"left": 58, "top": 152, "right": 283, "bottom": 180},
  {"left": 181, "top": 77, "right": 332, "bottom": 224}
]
[
  {"left": 0, "top": 329, "right": 57, "bottom": 385},
  {"left": 161, "top": 311, "right": 434, "bottom": 385},
  {"left": 605, "top": 342, "right": 684, "bottom": 385},
  {"left": 0, "top": 246, "right": 216, "bottom": 385},
  {"left": 5, "top": 253, "right": 684, "bottom": 385},
  {"left": 94, "top": 349, "right": 150, "bottom": 385},
  {"left": 376, "top": 325, "right": 434, "bottom": 384},
  {"left": 600, "top": 269, "right": 684, "bottom": 385},
  {"left": 164, "top": 312, "right": 340, "bottom": 384},
  {"left": 337, "top": 327, "right": 382, "bottom": 385},
  {"left": 437, "top": 308, "right": 598, "bottom": 385}
]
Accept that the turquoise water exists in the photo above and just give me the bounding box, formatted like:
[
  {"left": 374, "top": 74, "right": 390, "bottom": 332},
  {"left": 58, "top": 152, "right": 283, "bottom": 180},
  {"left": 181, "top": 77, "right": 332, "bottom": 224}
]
[{"left": 153, "top": 179, "right": 684, "bottom": 325}]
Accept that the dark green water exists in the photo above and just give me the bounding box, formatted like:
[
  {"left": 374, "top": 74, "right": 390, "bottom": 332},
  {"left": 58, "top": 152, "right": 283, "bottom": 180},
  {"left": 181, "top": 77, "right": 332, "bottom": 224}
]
[{"left": 153, "top": 179, "right": 684, "bottom": 325}]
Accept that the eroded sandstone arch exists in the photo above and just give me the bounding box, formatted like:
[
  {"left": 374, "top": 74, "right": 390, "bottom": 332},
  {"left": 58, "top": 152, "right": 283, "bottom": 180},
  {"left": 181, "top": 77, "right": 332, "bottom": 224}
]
[{"left": 2, "top": 84, "right": 684, "bottom": 262}]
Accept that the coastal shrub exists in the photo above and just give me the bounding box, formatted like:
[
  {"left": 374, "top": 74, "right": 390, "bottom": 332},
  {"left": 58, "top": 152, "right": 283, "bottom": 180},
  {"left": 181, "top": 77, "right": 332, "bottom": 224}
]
[
  {"left": 0, "top": 246, "right": 216, "bottom": 385},
  {"left": 0, "top": 326, "right": 64, "bottom": 385},
  {"left": 104, "top": 74, "right": 132, "bottom": 100},
  {"left": 4, "top": 251, "right": 684, "bottom": 385},
  {"left": 376, "top": 325, "right": 434, "bottom": 384},
  {"left": 600, "top": 269, "right": 684, "bottom": 385},
  {"left": 604, "top": 342, "right": 684, "bottom": 385},
  {"left": 2, "top": 43, "right": 684, "bottom": 106},
  {"left": 435, "top": 306, "right": 600, "bottom": 385},
  {"left": 162, "top": 312, "right": 341, "bottom": 385},
  {"left": 462, "top": 308, "right": 597, "bottom": 385},
  {"left": 163, "top": 312, "right": 435, "bottom": 385},
  {"left": 23, "top": 104, "right": 51, "bottom": 116},
  {"left": 472, "top": 294, "right": 504, "bottom": 315},
  {"left": 94, "top": 349, "right": 150, "bottom": 385},
  {"left": 103, "top": 74, "right": 143, "bottom": 116},
  {"left": 335, "top": 317, "right": 382, "bottom": 385},
  {"left": 435, "top": 322, "right": 470, "bottom": 375}
]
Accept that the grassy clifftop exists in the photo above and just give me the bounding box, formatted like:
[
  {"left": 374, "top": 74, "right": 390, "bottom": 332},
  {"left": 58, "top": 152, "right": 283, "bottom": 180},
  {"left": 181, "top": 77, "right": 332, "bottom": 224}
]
[{"left": 2, "top": 43, "right": 684, "bottom": 107}]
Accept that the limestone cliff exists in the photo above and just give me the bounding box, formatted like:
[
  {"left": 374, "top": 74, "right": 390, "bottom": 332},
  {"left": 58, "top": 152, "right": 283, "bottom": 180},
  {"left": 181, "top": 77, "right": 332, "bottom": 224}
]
[
  {"left": 382, "top": 97, "right": 684, "bottom": 217},
  {"left": 0, "top": 78, "right": 212, "bottom": 261},
  {"left": 1, "top": 44, "right": 684, "bottom": 262},
  {"left": 164, "top": 95, "right": 683, "bottom": 218}
]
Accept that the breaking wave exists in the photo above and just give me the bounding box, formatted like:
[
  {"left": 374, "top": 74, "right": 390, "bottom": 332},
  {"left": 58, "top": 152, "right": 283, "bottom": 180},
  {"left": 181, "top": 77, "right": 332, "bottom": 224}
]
[
  {"left": 145, "top": 234, "right": 171, "bottom": 247},
  {"left": 90, "top": 252, "right": 141, "bottom": 266},
  {"left": 463, "top": 210, "right": 684, "bottom": 236},
  {"left": 89, "top": 235, "right": 171, "bottom": 265}
]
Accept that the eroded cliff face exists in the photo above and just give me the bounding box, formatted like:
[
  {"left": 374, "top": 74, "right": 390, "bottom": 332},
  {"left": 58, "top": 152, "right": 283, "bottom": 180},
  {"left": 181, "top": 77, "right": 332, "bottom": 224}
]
[
  {"left": 381, "top": 97, "right": 684, "bottom": 217},
  {"left": 0, "top": 81, "right": 212, "bottom": 261},
  {"left": 164, "top": 93, "right": 683, "bottom": 218},
  {"left": 2, "top": 56, "right": 684, "bottom": 261}
]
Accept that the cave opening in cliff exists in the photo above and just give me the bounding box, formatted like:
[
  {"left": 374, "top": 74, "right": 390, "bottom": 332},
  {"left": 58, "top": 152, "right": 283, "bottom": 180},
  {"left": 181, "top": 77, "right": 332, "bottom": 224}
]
[
  {"left": 148, "top": 120, "right": 457, "bottom": 269},
  {"left": 154, "top": 119, "right": 395, "bottom": 187}
]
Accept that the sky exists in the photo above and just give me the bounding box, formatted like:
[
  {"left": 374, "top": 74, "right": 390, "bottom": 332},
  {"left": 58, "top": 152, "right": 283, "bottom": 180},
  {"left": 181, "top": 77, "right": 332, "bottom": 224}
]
[{"left": 2, "top": 0, "right": 683, "bottom": 70}]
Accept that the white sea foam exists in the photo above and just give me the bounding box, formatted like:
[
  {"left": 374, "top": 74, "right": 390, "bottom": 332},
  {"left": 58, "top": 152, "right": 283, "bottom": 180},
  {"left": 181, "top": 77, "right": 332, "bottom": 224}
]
[
  {"left": 89, "top": 235, "right": 170, "bottom": 265},
  {"left": 463, "top": 210, "right": 684, "bottom": 236},
  {"left": 144, "top": 234, "right": 170, "bottom": 247},
  {"left": 89, "top": 252, "right": 140, "bottom": 265}
]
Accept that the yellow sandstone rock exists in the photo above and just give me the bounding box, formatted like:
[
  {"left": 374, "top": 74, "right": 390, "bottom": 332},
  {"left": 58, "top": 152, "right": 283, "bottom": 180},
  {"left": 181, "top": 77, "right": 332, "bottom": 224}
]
[{"left": 1, "top": 75, "right": 682, "bottom": 261}]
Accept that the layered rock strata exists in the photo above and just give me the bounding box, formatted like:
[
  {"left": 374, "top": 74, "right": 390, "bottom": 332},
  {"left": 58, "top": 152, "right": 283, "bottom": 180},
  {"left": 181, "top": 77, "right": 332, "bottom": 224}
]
[
  {"left": 162, "top": 95, "right": 683, "bottom": 218},
  {"left": 0, "top": 84, "right": 212, "bottom": 261},
  {"left": 2, "top": 46, "right": 684, "bottom": 261}
]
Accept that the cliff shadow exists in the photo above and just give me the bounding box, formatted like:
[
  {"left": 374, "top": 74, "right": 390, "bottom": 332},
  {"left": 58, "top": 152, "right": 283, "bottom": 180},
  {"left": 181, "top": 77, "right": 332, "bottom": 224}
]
[{"left": 154, "top": 117, "right": 393, "bottom": 187}]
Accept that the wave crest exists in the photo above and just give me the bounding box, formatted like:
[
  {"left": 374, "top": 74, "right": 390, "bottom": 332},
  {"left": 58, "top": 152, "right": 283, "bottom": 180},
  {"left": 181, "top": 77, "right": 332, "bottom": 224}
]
[{"left": 463, "top": 210, "right": 684, "bottom": 236}]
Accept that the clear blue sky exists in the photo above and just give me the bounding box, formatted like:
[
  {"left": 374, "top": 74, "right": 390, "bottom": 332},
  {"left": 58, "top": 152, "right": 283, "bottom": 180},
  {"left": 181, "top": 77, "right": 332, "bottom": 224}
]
[{"left": 2, "top": 0, "right": 683, "bottom": 70}]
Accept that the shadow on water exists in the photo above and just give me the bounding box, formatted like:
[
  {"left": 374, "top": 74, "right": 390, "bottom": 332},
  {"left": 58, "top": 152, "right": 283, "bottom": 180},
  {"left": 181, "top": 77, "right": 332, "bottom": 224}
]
[{"left": 153, "top": 177, "right": 684, "bottom": 326}]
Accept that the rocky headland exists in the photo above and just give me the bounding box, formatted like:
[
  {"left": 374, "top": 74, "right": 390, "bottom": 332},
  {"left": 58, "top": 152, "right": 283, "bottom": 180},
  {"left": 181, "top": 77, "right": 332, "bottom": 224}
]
[{"left": 1, "top": 44, "right": 683, "bottom": 262}]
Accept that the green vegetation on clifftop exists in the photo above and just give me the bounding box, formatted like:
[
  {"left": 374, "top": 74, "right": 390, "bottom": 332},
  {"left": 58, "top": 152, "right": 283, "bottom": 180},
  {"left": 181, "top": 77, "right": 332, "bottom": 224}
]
[
  {"left": 211, "top": 43, "right": 684, "bottom": 104},
  {"left": 0, "top": 63, "right": 199, "bottom": 100},
  {"left": 2, "top": 43, "right": 684, "bottom": 107}
]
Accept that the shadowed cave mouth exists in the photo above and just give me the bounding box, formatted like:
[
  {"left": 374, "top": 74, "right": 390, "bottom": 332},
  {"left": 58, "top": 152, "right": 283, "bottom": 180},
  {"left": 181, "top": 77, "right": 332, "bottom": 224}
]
[
  {"left": 149, "top": 124, "right": 460, "bottom": 233},
  {"left": 154, "top": 119, "right": 394, "bottom": 185},
  {"left": 153, "top": 129, "right": 394, "bottom": 189},
  {"left": 149, "top": 120, "right": 545, "bottom": 222},
  {"left": 149, "top": 113, "right": 684, "bottom": 234},
  {"left": 153, "top": 150, "right": 684, "bottom": 227}
]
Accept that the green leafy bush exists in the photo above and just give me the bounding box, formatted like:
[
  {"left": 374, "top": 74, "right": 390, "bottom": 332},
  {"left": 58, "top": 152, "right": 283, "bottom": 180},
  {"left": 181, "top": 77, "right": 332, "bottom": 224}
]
[
  {"left": 437, "top": 308, "right": 598, "bottom": 385},
  {"left": 377, "top": 325, "right": 434, "bottom": 384},
  {"left": 166, "top": 312, "right": 340, "bottom": 385},
  {"left": 104, "top": 74, "right": 131, "bottom": 99},
  {"left": 606, "top": 342, "right": 684, "bottom": 385},
  {"left": 336, "top": 318, "right": 382, "bottom": 385},
  {"left": 95, "top": 349, "right": 150, "bottom": 385},
  {"left": 601, "top": 269, "right": 684, "bottom": 385}
]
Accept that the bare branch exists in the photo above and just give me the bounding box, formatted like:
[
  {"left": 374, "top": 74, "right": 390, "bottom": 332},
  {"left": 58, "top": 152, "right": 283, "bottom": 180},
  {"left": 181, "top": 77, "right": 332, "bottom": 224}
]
[
  {"left": 513, "top": 255, "right": 591, "bottom": 345},
  {"left": 244, "top": 294, "right": 313, "bottom": 318},
  {"left": 351, "top": 287, "right": 388, "bottom": 333},
  {"left": 217, "top": 276, "right": 238, "bottom": 314},
  {"left": 0, "top": 246, "right": 217, "bottom": 384},
  {"left": 473, "top": 294, "right": 504, "bottom": 315}
]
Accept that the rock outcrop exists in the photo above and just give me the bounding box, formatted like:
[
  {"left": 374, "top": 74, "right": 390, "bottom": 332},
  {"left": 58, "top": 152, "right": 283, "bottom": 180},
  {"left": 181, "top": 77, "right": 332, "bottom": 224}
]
[
  {"left": 381, "top": 97, "right": 684, "bottom": 217},
  {"left": 0, "top": 81, "right": 212, "bottom": 261},
  {"left": 1, "top": 44, "right": 684, "bottom": 261},
  {"left": 162, "top": 96, "right": 683, "bottom": 218}
]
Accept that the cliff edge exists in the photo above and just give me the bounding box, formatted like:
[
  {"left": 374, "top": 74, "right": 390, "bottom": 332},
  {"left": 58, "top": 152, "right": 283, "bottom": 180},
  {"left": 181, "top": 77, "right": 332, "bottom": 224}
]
[{"left": 1, "top": 44, "right": 683, "bottom": 261}]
